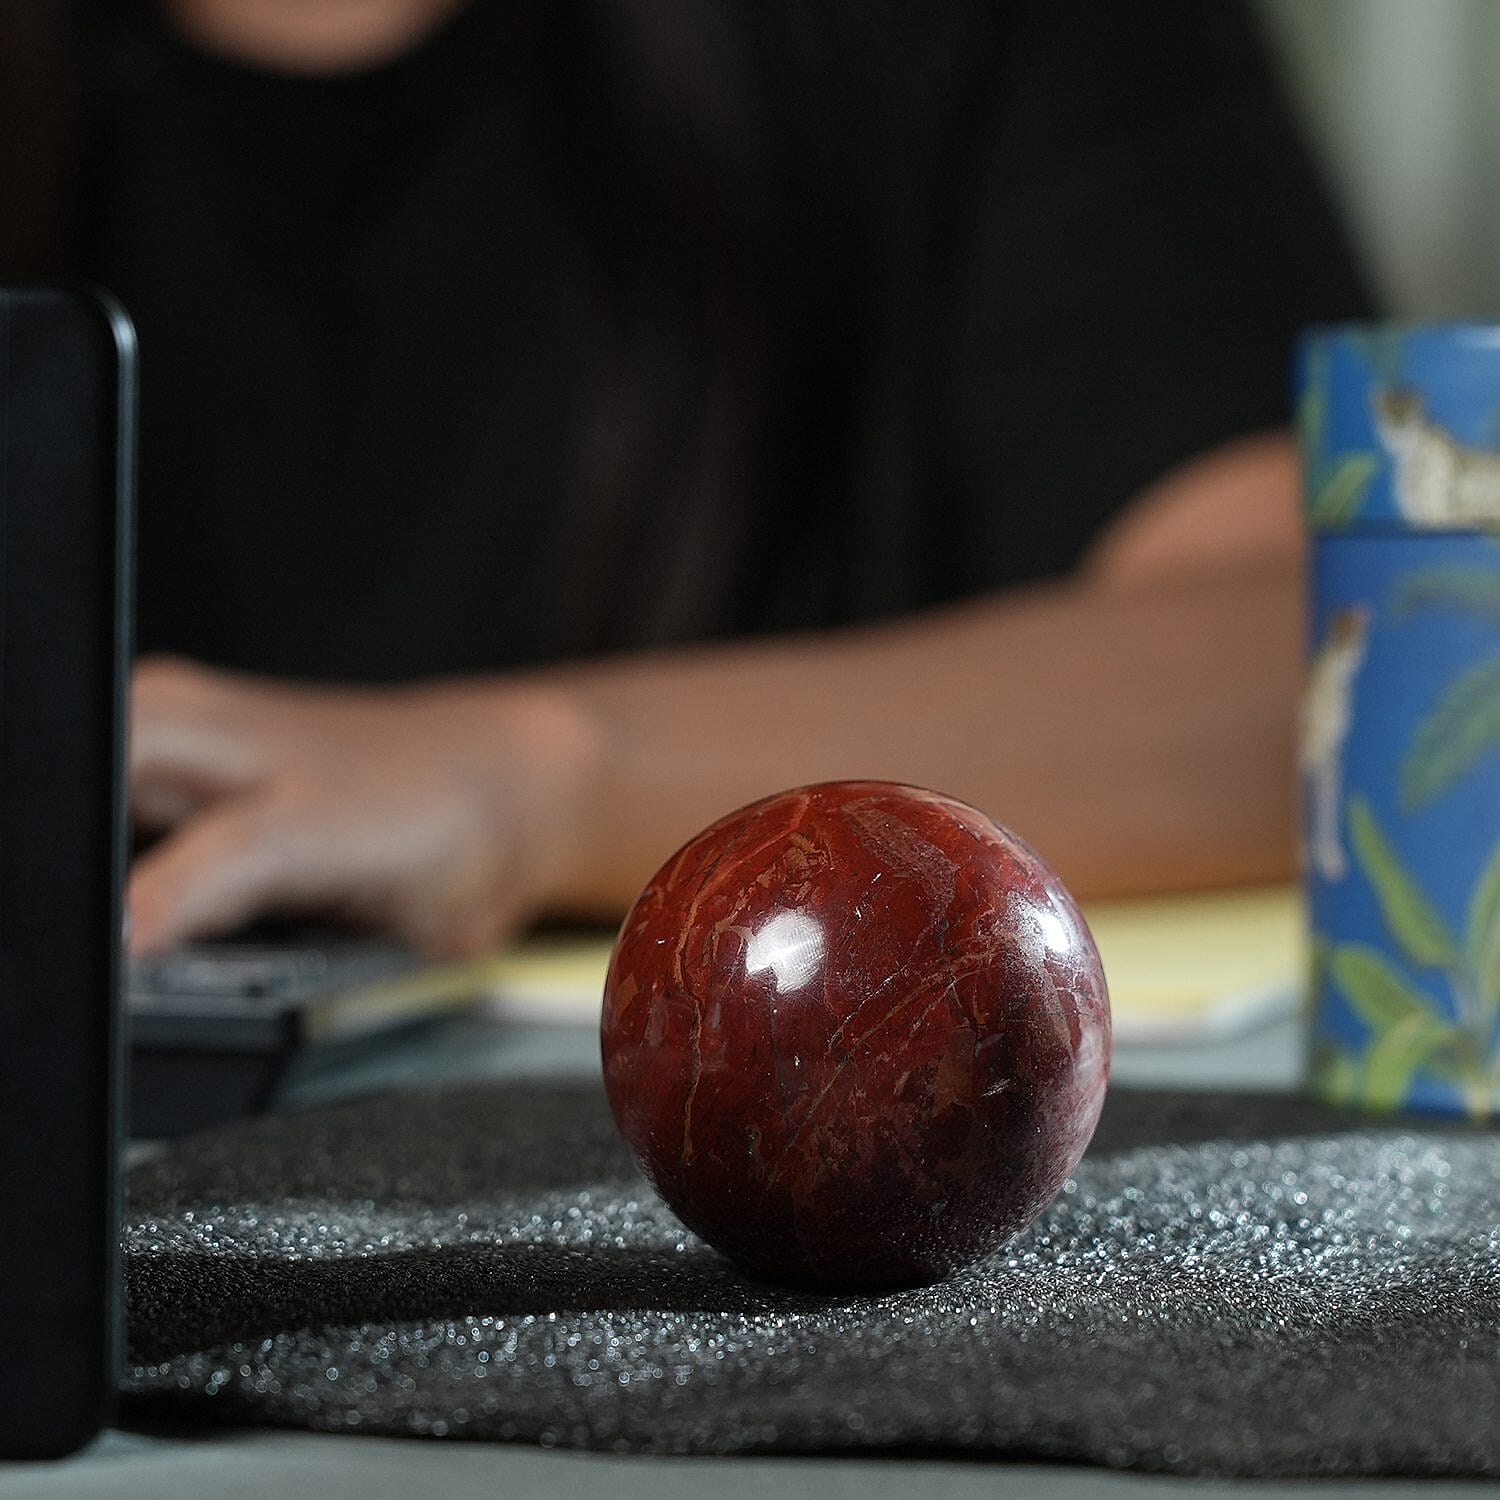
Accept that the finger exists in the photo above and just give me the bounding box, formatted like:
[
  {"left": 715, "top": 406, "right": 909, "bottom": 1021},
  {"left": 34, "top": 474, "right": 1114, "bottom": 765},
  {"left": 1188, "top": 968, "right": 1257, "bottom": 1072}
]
[
  {"left": 129, "top": 656, "right": 268, "bottom": 788},
  {"left": 127, "top": 799, "right": 286, "bottom": 954},
  {"left": 131, "top": 771, "right": 220, "bottom": 834}
]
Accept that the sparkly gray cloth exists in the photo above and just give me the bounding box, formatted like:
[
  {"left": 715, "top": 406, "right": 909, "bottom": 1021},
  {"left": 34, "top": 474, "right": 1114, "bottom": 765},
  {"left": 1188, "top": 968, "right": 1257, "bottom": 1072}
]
[{"left": 123, "top": 1083, "right": 1500, "bottom": 1477}]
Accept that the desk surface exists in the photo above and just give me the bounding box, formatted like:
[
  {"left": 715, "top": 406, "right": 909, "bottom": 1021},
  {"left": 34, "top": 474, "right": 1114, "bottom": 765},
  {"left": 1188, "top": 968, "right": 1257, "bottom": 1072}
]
[{"left": 3, "top": 1010, "right": 1481, "bottom": 1498}]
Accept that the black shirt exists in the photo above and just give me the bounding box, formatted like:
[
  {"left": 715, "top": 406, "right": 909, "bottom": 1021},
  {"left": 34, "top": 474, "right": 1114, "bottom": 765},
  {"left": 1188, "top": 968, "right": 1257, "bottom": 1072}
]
[
  {"left": 81, "top": 0, "right": 1371, "bottom": 681},
  {"left": 85, "top": 3, "right": 582, "bottom": 678}
]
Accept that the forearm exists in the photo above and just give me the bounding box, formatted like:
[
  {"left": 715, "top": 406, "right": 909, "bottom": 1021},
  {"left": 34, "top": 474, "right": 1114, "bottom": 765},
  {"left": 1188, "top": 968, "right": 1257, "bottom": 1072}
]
[
  {"left": 125, "top": 435, "right": 1304, "bottom": 953},
  {"left": 547, "top": 558, "right": 1303, "bottom": 914}
]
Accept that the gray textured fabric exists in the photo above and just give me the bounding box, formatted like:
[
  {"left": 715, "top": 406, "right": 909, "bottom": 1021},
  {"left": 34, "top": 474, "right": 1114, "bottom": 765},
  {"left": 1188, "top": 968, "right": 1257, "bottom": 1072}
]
[{"left": 123, "top": 1084, "right": 1500, "bottom": 1477}]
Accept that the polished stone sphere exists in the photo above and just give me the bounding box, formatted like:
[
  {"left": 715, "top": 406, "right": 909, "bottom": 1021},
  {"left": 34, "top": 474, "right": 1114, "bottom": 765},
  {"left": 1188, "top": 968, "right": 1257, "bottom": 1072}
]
[{"left": 600, "top": 781, "right": 1111, "bottom": 1289}]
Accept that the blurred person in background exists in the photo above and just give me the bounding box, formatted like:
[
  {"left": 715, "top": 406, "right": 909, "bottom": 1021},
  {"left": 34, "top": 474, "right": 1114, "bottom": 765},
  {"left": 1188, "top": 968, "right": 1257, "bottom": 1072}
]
[{"left": 0, "top": 0, "right": 1370, "bottom": 955}]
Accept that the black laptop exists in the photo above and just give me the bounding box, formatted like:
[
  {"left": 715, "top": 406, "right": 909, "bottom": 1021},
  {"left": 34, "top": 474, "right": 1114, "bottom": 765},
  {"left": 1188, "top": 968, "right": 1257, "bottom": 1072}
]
[{"left": 0, "top": 284, "right": 133, "bottom": 1458}]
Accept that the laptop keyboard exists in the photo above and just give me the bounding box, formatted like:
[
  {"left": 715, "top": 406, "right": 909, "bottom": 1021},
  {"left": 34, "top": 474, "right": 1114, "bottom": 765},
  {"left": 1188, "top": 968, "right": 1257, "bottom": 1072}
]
[{"left": 127, "top": 941, "right": 419, "bottom": 1010}]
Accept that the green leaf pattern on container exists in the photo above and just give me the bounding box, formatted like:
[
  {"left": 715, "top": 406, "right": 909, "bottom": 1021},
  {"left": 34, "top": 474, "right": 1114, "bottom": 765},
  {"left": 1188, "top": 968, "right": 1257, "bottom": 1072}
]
[
  {"left": 1320, "top": 798, "right": 1500, "bottom": 1120},
  {"left": 1300, "top": 344, "right": 1380, "bottom": 529},
  {"left": 1391, "top": 558, "right": 1500, "bottom": 625},
  {"left": 1308, "top": 453, "right": 1379, "bottom": 529},
  {"left": 1398, "top": 653, "right": 1500, "bottom": 811},
  {"left": 1396, "top": 561, "right": 1500, "bottom": 808},
  {"left": 1345, "top": 797, "right": 1459, "bottom": 967},
  {"left": 1466, "top": 839, "right": 1500, "bottom": 1020},
  {"left": 1363, "top": 1012, "right": 1468, "bottom": 1111},
  {"left": 1330, "top": 942, "right": 1436, "bottom": 1029}
]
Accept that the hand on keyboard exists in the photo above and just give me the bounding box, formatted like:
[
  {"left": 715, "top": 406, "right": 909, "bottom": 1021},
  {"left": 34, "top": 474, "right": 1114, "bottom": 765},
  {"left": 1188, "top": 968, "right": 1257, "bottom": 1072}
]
[{"left": 127, "top": 657, "right": 602, "bottom": 960}]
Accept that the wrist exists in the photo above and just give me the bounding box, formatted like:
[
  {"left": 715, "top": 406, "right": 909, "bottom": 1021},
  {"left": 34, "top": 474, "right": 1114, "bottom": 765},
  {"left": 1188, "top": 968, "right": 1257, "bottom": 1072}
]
[{"left": 411, "top": 674, "right": 615, "bottom": 919}]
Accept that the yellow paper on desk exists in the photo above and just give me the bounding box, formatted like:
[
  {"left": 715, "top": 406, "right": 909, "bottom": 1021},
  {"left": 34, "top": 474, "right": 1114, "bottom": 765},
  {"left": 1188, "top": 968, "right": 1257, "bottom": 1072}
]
[
  {"left": 481, "top": 885, "right": 1304, "bottom": 1048},
  {"left": 1083, "top": 885, "right": 1302, "bottom": 1044}
]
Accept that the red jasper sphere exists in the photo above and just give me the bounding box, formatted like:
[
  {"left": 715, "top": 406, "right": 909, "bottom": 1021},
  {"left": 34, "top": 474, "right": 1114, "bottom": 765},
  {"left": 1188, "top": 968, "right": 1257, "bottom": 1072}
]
[{"left": 600, "top": 781, "right": 1110, "bottom": 1289}]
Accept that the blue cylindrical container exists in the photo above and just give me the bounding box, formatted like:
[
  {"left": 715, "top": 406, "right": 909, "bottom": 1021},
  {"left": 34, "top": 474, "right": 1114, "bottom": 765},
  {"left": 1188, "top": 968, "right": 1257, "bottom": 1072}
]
[{"left": 1299, "top": 325, "right": 1500, "bottom": 1119}]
